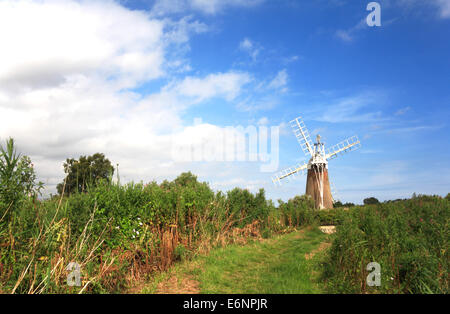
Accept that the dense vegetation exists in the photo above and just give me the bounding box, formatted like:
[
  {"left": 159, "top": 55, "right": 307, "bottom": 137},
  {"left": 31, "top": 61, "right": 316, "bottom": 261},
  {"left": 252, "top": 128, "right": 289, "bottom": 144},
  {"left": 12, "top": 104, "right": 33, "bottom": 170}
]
[
  {"left": 0, "top": 139, "right": 324, "bottom": 293},
  {"left": 0, "top": 173, "right": 330, "bottom": 293},
  {"left": 321, "top": 195, "right": 449, "bottom": 294},
  {"left": 0, "top": 139, "right": 448, "bottom": 294}
]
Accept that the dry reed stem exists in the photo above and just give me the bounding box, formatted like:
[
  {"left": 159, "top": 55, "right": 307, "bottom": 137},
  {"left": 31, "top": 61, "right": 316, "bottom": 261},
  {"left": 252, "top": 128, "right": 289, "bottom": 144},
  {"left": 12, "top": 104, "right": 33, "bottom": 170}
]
[
  {"left": 0, "top": 201, "right": 13, "bottom": 223},
  {"left": 11, "top": 258, "right": 33, "bottom": 294}
]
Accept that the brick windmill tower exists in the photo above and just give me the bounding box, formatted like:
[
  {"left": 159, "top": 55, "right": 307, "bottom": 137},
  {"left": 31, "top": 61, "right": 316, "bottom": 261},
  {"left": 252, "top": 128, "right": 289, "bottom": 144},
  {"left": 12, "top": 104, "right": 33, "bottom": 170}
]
[{"left": 272, "top": 116, "right": 361, "bottom": 209}]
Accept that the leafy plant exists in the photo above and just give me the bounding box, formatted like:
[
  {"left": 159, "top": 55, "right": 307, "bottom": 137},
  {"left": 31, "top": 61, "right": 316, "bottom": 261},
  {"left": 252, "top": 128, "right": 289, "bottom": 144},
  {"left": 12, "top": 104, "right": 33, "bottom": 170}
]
[
  {"left": 56, "top": 153, "right": 114, "bottom": 195},
  {"left": 0, "top": 138, "right": 43, "bottom": 222}
]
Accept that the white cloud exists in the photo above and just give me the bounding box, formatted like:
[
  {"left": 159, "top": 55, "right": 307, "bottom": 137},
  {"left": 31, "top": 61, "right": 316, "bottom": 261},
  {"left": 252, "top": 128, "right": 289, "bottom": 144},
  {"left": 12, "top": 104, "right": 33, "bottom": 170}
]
[
  {"left": 385, "top": 0, "right": 450, "bottom": 19},
  {"left": 335, "top": 29, "right": 354, "bottom": 42},
  {"left": 238, "top": 37, "right": 261, "bottom": 61},
  {"left": 173, "top": 71, "right": 252, "bottom": 102},
  {"left": 282, "top": 55, "right": 300, "bottom": 64},
  {"left": 335, "top": 19, "right": 367, "bottom": 42},
  {"left": 239, "top": 38, "right": 253, "bottom": 50},
  {"left": 234, "top": 69, "right": 289, "bottom": 112},
  {"left": 152, "top": 0, "right": 264, "bottom": 15},
  {"left": 0, "top": 68, "right": 252, "bottom": 193},
  {"left": 268, "top": 69, "right": 288, "bottom": 92},
  {"left": 394, "top": 106, "right": 411, "bottom": 116},
  {"left": 371, "top": 125, "right": 444, "bottom": 134},
  {"left": 0, "top": 0, "right": 168, "bottom": 91},
  {"left": 257, "top": 117, "right": 269, "bottom": 125},
  {"left": 435, "top": 0, "right": 450, "bottom": 18},
  {"left": 316, "top": 92, "right": 385, "bottom": 123},
  {"left": 235, "top": 95, "right": 280, "bottom": 112},
  {"left": 163, "top": 15, "right": 209, "bottom": 45},
  {"left": 0, "top": 0, "right": 255, "bottom": 195}
]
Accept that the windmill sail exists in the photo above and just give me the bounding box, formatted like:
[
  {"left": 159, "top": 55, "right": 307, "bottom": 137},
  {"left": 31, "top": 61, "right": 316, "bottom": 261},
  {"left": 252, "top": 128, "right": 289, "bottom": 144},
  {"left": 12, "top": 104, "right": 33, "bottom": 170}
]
[
  {"left": 290, "top": 117, "right": 314, "bottom": 156},
  {"left": 330, "top": 181, "right": 339, "bottom": 203},
  {"left": 272, "top": 162, "right": 308, "bottom": 185},
  {"left": 272, "top": 114, "right": 361, "bottom": 209},
  {"left": 325, "top": 135, "right": 361, "bottom": 160}
]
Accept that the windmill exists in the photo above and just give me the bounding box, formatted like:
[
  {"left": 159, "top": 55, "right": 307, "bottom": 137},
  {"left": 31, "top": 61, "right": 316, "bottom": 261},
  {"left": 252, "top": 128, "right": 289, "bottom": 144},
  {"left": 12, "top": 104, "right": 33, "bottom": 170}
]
[{"left": 272, "top": 116, "right": 361, "bottom": 209}]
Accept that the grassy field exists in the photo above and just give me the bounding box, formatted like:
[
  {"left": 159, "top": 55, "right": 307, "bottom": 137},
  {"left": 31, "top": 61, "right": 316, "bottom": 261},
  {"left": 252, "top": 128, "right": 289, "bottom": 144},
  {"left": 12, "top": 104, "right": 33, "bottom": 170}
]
[{"left": 141, "top": 227, "right": 330, "bottom": 294}]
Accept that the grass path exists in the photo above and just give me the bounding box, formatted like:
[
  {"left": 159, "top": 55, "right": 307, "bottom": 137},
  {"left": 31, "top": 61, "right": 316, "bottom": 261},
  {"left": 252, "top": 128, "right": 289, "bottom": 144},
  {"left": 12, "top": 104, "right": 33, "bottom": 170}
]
[{"left": 139, "top": 227, "right": 330, "bottom": 294}]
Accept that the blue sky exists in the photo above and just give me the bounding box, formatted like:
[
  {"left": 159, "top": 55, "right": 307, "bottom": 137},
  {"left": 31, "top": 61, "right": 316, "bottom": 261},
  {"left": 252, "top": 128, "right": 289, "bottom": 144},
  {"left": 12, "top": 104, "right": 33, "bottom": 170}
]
[{"left": 0, "top": 0, "right": 449, "bottom": 204}]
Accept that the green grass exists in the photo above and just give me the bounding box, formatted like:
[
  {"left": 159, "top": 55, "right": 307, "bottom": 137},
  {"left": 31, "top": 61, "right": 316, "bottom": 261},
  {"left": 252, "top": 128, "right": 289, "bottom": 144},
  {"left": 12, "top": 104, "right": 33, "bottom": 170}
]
[{"left": 142, "top": 227, "right": 330, "bottom": 294}]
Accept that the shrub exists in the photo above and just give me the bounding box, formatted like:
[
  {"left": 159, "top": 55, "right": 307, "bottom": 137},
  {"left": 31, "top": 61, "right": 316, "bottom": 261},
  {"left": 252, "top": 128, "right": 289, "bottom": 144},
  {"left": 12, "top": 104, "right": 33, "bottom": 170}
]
[
  {"left": 0, "top": 138, "right": 43, "bottom": 222},
  {"left": 277, "top": 195, "right": 315, "bottom": 227},
  {"left": 363, "top": 197, "right": 380, "bottom": 205}
]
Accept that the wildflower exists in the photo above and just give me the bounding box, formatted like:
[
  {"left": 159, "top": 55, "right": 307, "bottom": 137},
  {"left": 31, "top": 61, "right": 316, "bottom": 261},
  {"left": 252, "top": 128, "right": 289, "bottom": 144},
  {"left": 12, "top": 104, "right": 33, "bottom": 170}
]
[{"left": 136, "top": 231, "right": 140, "bottom": 235}]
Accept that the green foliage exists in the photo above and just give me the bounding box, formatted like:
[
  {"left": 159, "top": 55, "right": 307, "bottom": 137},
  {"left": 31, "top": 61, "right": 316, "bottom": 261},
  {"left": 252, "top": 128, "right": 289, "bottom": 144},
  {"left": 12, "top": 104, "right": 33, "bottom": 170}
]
[
  {"left": 174, "top": 171, "right": 198, "bottom": 187},
  {"left": 56, "top": 153, "right": 114, "bottom": 195},
  {"left": 363, "top": 197, "right": 380, "bottom": 205},
  {"left": 0, "top": 138, "right": 43, "bottom": 222},
  {"left": 334, "top": 201, "right": 356, "bottom": 208},
  {"left": 277, "top": 195, "right": 316, "bottom": 227},
  {"left": 333, "top": 200, "right": 343, "bottom": 207},
  {"left": 174, "top": 244, "right": 188, "bottom": 261},
  {"left": 226, "top": 188, "right": 272, "bottom": 227},
  {"left": 321, "top": 195, "right": 449, "bottom": 294},
  {"left": 315, "top": 209, "right": 345, "bottom": 225}
]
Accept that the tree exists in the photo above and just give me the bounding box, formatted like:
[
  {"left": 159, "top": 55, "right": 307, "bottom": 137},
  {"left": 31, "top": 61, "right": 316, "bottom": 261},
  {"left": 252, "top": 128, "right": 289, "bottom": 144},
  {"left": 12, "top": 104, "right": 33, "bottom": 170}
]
[
  {"left": 363, "top": 197, "right": 380, "bottom": 205},
  {"left": 333, "top": 200, "right": 344, "bottom": 207},
  {"left": 0, "top": 138, "right": 43, "bottom": 221},
  {"left": 174, "top": 171, "right": 198, "bottom": 187},
  {"left": 57, "top": 153, "right": 114, "bottom": 195}
]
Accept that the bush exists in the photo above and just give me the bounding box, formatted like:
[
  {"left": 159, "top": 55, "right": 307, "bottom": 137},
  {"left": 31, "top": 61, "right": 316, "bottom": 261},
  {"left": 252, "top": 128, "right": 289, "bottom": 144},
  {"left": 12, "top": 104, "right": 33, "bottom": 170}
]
[
  {"left": 363, "top": 197, "right": 380, "bottom": 205},
  {"left": 277, "top": 195, "right": 315, "bottom": 227},
  {"left": 0, "top": 138, "right": 43, "bottom": 222}
]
